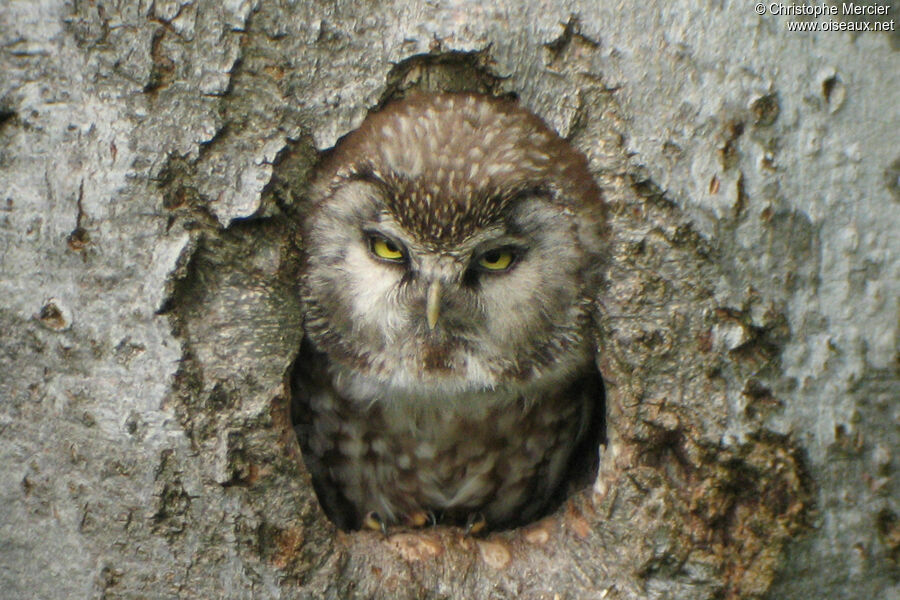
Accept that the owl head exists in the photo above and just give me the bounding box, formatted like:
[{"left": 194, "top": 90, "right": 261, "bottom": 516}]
[{"left": 300, "top": 93, "right": 604, "bottom": 404}]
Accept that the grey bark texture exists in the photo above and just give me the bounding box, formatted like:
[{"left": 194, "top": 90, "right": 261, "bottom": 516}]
[{"left": 1, "top": 1, "right": 897, "bottom": 599}]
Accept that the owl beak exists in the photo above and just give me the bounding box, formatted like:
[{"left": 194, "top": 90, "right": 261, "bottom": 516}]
[{"left": 426, "top": 279, "right": 441, "bottom": 330}]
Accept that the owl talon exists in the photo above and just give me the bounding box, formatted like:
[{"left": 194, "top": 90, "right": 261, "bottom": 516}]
[
  {"left": 404, "top": 509, "right": 436, "bottom": 528},
  {"left": 464, "top": 512, "right": 487, "bottom": 536},
  {"left": 363, "top": 511, "right": 387, "bottom": 534}
]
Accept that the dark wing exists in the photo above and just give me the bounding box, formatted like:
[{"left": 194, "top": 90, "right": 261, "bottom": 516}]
[{"left": 290, "top": 336, "right": 360, "bottom": 530}]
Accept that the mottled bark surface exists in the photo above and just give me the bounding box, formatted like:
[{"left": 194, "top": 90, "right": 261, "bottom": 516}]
[{"left": 1, "top": 2, "right": 897, "bottom": 599}]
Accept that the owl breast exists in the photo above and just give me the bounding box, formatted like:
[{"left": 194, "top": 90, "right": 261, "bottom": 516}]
[{"left": 293, "top": 344, "right": 598, "bottom": 529}]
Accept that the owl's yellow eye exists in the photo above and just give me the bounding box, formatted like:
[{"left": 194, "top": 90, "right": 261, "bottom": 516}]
[
  {"left": 370, "top": 236, "right": 405, "bottom": 262},
  {"left": 477, "top": 249, "right": 515, "bottom": 271}
]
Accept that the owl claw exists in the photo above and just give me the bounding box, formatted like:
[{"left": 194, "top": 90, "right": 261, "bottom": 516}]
[
  {"left": 363, "top": 511, "right": 387, "bottom": 534},
  {"left": 404, "top": 509, "right": 437, "bottom": 528},
  {"left": 464, "top": 512, "right": 487, "bottom": 536}
]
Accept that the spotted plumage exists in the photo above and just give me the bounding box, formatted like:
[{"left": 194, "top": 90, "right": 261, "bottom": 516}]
[{"left": 292, "top": 92, "right": 605, "bottom": 530}]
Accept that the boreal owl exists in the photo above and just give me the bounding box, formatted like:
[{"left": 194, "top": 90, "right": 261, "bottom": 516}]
[{"left": 292, "top": 92, "right": 605, "bottom": 531}]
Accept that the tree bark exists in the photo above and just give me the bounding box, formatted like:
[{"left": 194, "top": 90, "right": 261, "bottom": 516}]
[{"left": 1, "top": 1, "right": 897, "bottom": 598}]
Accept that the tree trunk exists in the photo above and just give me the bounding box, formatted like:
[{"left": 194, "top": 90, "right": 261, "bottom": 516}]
[{"left": 1, "top": 2, "right": 897, "bottom": 598}]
